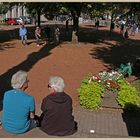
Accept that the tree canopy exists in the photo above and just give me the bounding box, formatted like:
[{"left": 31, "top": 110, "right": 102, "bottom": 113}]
[
  {"left": 1, "top": 2, "right": 140, "bottom": 27},
  {"left": 0, "top": 3, "right": 9, "bottom": 14}
]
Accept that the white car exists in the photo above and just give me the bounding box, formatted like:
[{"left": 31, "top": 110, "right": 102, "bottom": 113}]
[{"left": 16, "top": 17, "right": 23, "bottom": 25}]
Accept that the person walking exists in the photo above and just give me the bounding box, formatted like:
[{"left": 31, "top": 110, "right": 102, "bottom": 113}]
[
  {"left": 35, "top": 26, "right": 41, "bottom": 47},
  {"left": 130, "top": 23, "right": 137, "bottom": 36},
  {"left": 66, "top": 18, "right": 69, "bottom": 35},
  {"left": 19, "top": 24, "right": 28, "bottom": 46},
  {"left": 110, "top": 21, "right": 115, "bottom": 32},
  {"left": 124, "top": 28, "right": 129, "bottom": 39},
  {"left": 54, "top": 26, "right": 60, "bottom": 44},
  {"left": 120, "top": 22, "right": 125, "bottom": 35},
  {"left": 95, "top": 19, "right": 99, "bottom": 30}
]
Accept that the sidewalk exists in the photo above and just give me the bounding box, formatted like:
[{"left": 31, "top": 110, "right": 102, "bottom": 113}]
[{"left": 1, "top": 103, "right": 139, "bottom": 138}]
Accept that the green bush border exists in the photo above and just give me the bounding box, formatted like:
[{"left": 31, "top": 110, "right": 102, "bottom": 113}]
[
  {"left": 116, "top": 79, "right": 140, "bottom": 111},
  {"left": 78, "top": 74, "right": 104, "bottom": 109},
  {"left": 78, "top": 74, "right": 140, "bottom": 111}
]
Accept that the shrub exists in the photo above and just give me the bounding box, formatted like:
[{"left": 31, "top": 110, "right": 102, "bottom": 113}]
[
  {"left": 78, "top": 74, "right": 104, "bottom": 109},
  {"left": 116, "top": 79, "right": 140, "bottom": 110},
  {"left": 132, "top": 79, "right": 140, "bottom": 96},
  {"left": 0, "top": 22, "right": 7, "bottom": 25}
]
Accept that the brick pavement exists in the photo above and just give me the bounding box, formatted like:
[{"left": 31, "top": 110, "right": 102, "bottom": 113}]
[{"left": 1, "top": 103, "right": 139, "bottom": 138}]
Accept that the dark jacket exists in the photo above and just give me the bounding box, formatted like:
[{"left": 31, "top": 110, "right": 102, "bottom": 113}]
[{"left": 40, "top": 92, "right": 77, "bottom": 136}]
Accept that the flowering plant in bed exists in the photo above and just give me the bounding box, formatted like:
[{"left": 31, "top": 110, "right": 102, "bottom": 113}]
[{"left": 89, "top": 71, "right": 122, "bottom": 92}]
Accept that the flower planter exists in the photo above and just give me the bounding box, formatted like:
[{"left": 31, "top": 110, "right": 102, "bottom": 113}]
[{"left": 78, "top": 73, "right": 140, "bottom": 111}]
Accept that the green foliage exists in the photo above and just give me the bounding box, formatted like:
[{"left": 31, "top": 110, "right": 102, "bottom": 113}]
[
  {"left": 116, "top": 79, "right": 140, "bottom": 110},
  {"left": 132, "top": 79, "right": 140, "bottom": 96},
  {"left": 0, "top": 3, "right": 9, "bottom": 14},
  {"left": 78, "top": 74, "right": 104, "bottom": 109},
  {"left": 0, "top": 22, "right": 7, "bottom": 25},
  {"left": 80, "top": 73, "right": 92, "bottom": 86},
  {"left": 78, "top": 74, "right": 140, "bottom": 111}
]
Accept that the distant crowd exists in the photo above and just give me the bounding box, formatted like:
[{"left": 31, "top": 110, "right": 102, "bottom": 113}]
[{"left": 110, "top": 19, "right": 139, "bottom": 38}]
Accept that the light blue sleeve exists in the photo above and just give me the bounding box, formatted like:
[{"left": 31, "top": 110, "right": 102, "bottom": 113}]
[
  {"left": 25, "top": 28, "right": 27, "bottom": 35},
  {"left": 19, "top": 28, "right": 21, "bottom": 36},
  {"left": 29, "top": 96, "right": 35, "bottom": 112}
]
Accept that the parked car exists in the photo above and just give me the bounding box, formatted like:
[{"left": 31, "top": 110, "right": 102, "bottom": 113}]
[
  {"left": 6, "top": 18, "right": 17, "bottom": 25},
  {"left": 25, "top": 16, "right": 32, "bottom": 24},
  {"left": 19, "top": 16, "right": 32, "bottom": 24},
  {"left": 16, "top": 17, "right": 23, "bottom": 25}
]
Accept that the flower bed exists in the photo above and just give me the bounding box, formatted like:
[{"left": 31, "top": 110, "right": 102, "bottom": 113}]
[
  {"left": 89, "top": 70, "right": 122, "bottom": 92},
  {"left": 78, "top": 72, "right": 140, "bottom": 110}
]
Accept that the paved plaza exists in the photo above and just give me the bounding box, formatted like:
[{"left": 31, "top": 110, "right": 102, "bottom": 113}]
[
  {"left": 0, "top": 23, "right": 140, "bottom": 138},
  {"left": 0, "top": 103, "right": 140, "bottom": 138}
]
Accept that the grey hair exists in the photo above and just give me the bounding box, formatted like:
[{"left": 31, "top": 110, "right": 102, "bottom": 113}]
[
  {"left": 49, "top": 76, "right": 65, "bottom": 92},
  {"left": 11, "top": 70, "right": 27, "bottom": 89}
]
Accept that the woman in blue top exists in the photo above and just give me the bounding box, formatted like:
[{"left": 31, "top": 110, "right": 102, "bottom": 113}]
[
  {"left": 1, "top": 70, "right": 38, "bottom": 134},
  {"left": 19, "top": 24, "right": 28, "bottom": 46}
]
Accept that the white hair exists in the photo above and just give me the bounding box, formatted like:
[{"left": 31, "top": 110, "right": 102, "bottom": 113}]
[
  {"left": 49, "top": 76, "right": 65, "bottom": 92},
  {"left": 11, "top": 70, "right": 27, "bottom": 89}
]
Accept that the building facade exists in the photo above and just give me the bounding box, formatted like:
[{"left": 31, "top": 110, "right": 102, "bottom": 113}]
[{"left": 5, "top": 5, "right": 28, "bottom": 19}]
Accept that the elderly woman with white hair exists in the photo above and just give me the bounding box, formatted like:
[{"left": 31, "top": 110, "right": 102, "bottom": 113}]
[
  {"left": 40, "top": 76, "right": 77, "bottom": 136},
  {"left": 1, "top": 70, "right": 38, "bottom": 134}
]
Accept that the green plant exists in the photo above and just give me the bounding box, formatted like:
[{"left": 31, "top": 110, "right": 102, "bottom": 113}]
[
  {"left": 78, "top": 74, "right": 104, "bottom": 109},
  {"left": 132, "top": 79, "right": 140, "bottom": 96},
  {"left": 0, "top": 22, "right": 7, "bottom": 25},
  {"left": 116, "top": 79, "right": 140, "bottom": 110},
  {"left": 80, "top": 73, "right": 92, "bottom": 86}
]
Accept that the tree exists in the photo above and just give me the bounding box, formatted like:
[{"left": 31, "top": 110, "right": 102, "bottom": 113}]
[
  {"left": 25, "top": 3, "right": 45, "bottom": 26},
  {"left": 0, "top": 3, "right": 9, "bottom": 15},
  {"left": 64, "top": 3, "right": 83, "bottom": 31},
  {"left": 42, "top": 3, "right": 64, "bottom": 20}
]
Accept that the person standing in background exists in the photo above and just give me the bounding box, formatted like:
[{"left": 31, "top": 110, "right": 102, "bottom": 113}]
[
  {"left": 35, "top": 26, "right": 41, "bottom": 47},
  {"left": 19, "top": 24, "right": 28, "bottom": 46}
]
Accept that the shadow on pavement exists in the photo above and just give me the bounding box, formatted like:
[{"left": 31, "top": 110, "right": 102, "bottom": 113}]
[
  {"left": 0, "top": 24, "right": 124, "bottom": 50},
  {"left": 122, "top": 107, "right": 140, "bottom": 137},
  {"left": 0, "top": 42, "right": 58, "bottom": 111}
]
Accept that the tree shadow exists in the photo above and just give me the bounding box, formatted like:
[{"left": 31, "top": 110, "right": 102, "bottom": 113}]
[
  {"left": 89, "top": 35, "right": 140, "bottom": 76},
  {"left": 0, "top": 24, "right": 121, "bottom": 50},
  {"left": 0, "top": 24, "right": 119, "bottom": 47},
  {"left": 0, "top": 42, "right": 58, "bottom": 111},
  {"left": 77, "top": 26, "right": 124, "bottom": 44},
  {"left": 0, "top": 26, "right": 37, "bottom": 51},
  {"left": 0, "top": 42, "right": 16, "bottom": 51},
  {"left": 122, "top": 104, "right": 140, "bottom": 137}
]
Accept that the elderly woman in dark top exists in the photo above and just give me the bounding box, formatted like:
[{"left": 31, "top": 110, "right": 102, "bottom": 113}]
[{"left": 40, "top": 76, "right": 77, "bottom": 136}]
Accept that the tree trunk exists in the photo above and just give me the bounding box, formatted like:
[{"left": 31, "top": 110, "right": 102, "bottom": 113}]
[
  {"left": 72, "top": 30, "right": 78, "bottom": 44},
  {"left": 21, "top": 6, "right": 23, "bottom": 17},
  {"left": 10, "top": 6, "right": 12, "bottom": 18},
  {"left": 37, "top": 9, "right": 41, "bottom": 26},
  {"left": 70, "top": 7, "right": 82, "bottom": 44},
  {"left": 16, "top": 5, "right": 18, "bottom": 18},
  {"left": 71, "top": 15, "right": 79, "bottom": 44},
  {"left": 71, "top": 12, "right": 79, "bottom": 31}
]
